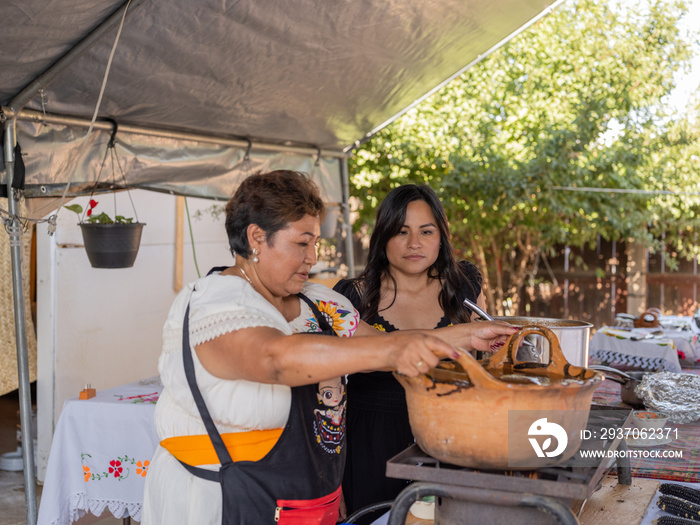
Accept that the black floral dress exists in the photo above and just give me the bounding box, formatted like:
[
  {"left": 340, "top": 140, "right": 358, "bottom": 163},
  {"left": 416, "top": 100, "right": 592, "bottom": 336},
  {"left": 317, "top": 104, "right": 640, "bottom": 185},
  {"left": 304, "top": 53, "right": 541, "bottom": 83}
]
[{"left": 332, "top": 261, "right": 482, "bottom": 516}]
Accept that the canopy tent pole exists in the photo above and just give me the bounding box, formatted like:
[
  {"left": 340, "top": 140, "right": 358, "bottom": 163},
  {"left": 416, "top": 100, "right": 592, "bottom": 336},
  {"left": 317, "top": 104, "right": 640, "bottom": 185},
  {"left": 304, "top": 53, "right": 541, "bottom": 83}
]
[
  {"left": 3, "top": 117, "right": 37, "bottom": 525},
  {"left": 339, "top": 156, "right": 355, "bottom": 277}
]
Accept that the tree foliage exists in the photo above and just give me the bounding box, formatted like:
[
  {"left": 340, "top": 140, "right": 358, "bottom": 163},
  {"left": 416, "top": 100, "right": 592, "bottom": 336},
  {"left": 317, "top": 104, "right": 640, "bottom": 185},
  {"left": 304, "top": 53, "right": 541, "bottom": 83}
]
[{"left": 349, "top": 0, "right": 700, "bottom": 314}]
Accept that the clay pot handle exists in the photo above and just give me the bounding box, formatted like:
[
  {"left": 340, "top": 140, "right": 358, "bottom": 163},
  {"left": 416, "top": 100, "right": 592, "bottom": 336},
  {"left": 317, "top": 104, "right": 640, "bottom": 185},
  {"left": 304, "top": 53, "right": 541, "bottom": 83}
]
[
  {"left": 453, "top": 347, "right": 506, "bottom": 389},
  {"left": 505, "top": 325, "right": 568, "bottom": 376},
  {"left": 634, "top": 309, "right": 660, "bottom": 328}
]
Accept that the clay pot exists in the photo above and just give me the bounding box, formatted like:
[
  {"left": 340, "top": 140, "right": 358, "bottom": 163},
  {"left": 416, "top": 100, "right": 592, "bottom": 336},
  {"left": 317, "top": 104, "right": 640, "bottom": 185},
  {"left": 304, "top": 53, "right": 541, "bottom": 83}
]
[
  {"left": 633, "top": 309, "right": 662, "bottom": 328},
  {"left": 394, "top": 326, "right": 603, "bottom": 470}
]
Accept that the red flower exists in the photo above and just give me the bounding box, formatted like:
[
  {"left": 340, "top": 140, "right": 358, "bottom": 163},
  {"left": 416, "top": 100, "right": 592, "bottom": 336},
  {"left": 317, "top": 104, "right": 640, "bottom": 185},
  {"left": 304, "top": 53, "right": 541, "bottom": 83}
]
[
  {"left": 87, "top": 199, "right": 98, "bottom": 217},
  {"left": 109, "top": 459, "right": 123, "bottom": 478}
]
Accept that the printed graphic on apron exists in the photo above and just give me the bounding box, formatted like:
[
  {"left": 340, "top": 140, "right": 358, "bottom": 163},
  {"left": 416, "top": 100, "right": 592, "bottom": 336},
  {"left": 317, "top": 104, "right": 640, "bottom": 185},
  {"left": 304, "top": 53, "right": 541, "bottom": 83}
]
[{"left": 314, "top": 377, "right": 346, "bottom": 454}]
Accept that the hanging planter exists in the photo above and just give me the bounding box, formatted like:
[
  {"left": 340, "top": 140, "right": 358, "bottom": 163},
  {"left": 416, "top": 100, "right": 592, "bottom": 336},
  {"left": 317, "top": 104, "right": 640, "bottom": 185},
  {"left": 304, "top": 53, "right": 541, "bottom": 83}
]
[
  {"left": 79, "top": 222, "right": 145, "bottom": 269},
  {"left": 66, "top": 197, "right": 147, "bottom": 269},
  {"left": 64, "top": 121, "right": 146, "bottom": 269}
]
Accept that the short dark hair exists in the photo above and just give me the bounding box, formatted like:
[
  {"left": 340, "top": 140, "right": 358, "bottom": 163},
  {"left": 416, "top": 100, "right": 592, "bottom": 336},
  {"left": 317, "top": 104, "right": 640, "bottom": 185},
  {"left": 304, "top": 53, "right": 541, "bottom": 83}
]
[{"left": 225, "top": 170, "right": 325, "bottom": 257}]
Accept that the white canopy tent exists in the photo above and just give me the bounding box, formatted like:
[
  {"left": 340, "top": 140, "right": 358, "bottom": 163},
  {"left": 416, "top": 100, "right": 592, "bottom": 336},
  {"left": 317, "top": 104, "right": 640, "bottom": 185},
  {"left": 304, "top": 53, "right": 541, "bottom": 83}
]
[{"left": 0, "top": 0, "right": 562, "bottom": 522}]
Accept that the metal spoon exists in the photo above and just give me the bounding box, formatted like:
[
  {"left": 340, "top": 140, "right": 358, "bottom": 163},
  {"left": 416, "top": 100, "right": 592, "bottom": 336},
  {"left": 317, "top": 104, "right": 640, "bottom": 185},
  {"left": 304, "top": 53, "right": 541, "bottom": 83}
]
[
  {"left": 588, "top": 364, "right": 634, "bottom": 380},
  {"left": 462, "top": 297, "right": 540, "bottom": 361}
]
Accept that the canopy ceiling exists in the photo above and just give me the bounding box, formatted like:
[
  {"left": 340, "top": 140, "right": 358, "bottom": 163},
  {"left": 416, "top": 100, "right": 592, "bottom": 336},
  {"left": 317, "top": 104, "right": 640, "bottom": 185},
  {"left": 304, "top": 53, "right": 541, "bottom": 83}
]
[{"left": 2, "top": 0, "right": 561, "bottom": 154}]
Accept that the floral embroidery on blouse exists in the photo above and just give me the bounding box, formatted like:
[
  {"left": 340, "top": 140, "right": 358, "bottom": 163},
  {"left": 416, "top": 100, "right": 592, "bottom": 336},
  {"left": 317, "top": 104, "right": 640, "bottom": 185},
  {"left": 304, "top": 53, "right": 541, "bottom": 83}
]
[
  {"left": 301, "top": 299, "right": 358, "bottom": 336},
  {"left": 372, "top": 323, "right": 386, "bottom": 332}
]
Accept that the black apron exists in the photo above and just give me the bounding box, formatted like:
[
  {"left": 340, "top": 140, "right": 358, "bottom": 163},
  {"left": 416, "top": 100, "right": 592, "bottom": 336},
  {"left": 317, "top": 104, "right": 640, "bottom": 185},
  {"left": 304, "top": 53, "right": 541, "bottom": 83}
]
[{"left": 178, "top": 277, "right": 345, "bottom": 525}]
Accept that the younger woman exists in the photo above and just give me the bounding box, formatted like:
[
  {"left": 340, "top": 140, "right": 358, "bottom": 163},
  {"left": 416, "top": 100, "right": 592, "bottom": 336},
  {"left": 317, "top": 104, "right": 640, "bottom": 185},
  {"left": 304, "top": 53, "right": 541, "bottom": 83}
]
[{"left": 334, "top": 184, "right": 487, "bottom": 516}]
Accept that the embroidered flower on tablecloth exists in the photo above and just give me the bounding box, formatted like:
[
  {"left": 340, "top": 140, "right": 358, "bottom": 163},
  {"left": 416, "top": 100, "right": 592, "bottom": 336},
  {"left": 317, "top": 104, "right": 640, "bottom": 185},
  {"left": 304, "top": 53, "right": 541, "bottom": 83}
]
[
  {"left": 132, "top": 395, "right": 159, "bottom": 404},
  {"left": 116, "top": 392, "right": 160, "bottom": 404},
  {"left": 83, "top": 465, "right": 91, "bottom": 482},
  {"left": 136, "top": 460, "right": 150, "bottom": 477},
  {"left": 109, "top": 459, "right": 123, "bottom": 478}
]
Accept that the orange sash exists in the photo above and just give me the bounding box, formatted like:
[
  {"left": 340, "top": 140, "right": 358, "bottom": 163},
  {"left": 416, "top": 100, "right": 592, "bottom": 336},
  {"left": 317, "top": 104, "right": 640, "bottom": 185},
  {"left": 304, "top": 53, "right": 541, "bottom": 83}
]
[{"left": 161, "top": 428, "right": 283, "bottom": 465}]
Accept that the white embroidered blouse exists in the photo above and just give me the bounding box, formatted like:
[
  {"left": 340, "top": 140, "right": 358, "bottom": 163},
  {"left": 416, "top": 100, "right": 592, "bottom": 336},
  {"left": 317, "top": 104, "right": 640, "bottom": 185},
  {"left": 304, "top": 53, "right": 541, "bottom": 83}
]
[
  {"left": 143, "top": 271, "right": 359, "bottom": 525},
  {"left": 154, "top": 270, "right": 359, "bottom": 440}
]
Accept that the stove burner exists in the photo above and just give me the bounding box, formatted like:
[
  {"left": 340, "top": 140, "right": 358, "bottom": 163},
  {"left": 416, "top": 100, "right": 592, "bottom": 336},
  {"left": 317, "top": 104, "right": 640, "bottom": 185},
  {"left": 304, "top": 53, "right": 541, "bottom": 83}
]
[{"left": 385, "top": 405, "right": 633, "bottom": 525}]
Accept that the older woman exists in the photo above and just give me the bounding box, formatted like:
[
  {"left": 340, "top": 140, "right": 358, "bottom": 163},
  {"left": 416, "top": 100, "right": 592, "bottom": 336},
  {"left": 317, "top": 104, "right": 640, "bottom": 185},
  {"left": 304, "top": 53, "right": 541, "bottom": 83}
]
[{"left": 142, "top": 171, "right": 515, "bottom": 525}]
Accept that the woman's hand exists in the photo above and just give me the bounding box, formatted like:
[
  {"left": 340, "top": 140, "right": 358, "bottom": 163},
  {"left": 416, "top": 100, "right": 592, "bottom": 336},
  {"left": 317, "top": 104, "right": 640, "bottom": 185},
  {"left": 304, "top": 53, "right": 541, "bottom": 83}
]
[
  {"left": 462, "top": 320, "right": 518, "bottom": 353},
  {"left": 381, "top": 332, "right": 459, "bottom": 377},
  {"left": 385, "top": 319, "right": 519, "bottom": 354}
]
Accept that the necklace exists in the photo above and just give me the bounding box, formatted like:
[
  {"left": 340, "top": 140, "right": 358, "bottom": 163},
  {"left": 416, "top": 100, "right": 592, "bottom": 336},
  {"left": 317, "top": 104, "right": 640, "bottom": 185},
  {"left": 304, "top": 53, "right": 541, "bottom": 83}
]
[{"left": 235, "top": 265, "right": 255, "bottom": 288}]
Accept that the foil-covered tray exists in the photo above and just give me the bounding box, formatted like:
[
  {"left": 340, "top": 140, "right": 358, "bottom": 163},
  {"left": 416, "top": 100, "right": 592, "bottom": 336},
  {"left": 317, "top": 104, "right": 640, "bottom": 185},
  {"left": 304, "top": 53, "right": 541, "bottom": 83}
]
[{"left": 636, "top": 372, "right": 700, "bottom": 423}]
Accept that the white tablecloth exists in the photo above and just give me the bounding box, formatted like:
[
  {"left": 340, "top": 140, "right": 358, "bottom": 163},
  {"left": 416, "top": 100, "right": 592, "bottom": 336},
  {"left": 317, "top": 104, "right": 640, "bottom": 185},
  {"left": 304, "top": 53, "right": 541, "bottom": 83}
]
[
  {"left": 589, "top": 327, "right": 682, "bottom": 372},
  {"left": 657, "top": 316, "right": 700, "bottom": 363},
  {"left": 614, "top": 315, "right": 700, "bottom": 363},
  {"left": 37, "top": 377, "right": 162, "bottom": 525}
]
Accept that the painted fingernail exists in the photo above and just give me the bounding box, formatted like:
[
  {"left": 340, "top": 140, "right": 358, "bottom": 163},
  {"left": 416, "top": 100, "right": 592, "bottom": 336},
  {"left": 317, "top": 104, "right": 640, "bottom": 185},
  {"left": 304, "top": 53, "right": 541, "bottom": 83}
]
[
  {"left": 452, "top": 351, "right": 460, "bottom": 359},
  {"left": 490, "top": 341, "right": 505, "bottom": 350}
]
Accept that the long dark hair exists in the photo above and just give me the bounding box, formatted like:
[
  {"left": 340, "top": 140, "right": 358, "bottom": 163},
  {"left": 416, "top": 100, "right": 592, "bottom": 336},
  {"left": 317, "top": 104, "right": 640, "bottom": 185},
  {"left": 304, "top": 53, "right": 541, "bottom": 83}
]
[{"left": 356, "top": 184, "right": 475, "bottom": 324}]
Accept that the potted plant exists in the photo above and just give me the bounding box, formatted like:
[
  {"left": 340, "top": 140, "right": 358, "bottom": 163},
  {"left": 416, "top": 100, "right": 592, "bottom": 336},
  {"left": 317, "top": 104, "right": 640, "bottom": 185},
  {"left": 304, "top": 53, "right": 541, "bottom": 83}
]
[{"left": 65, "top": 199, "right": 146, "bottom": 269}]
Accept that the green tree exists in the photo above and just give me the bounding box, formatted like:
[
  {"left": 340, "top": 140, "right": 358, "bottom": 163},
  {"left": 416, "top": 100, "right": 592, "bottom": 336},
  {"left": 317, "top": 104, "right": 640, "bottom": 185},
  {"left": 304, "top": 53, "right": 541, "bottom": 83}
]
[{"left": 350, "top": 0, "right": 700, "bottom": 315}]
